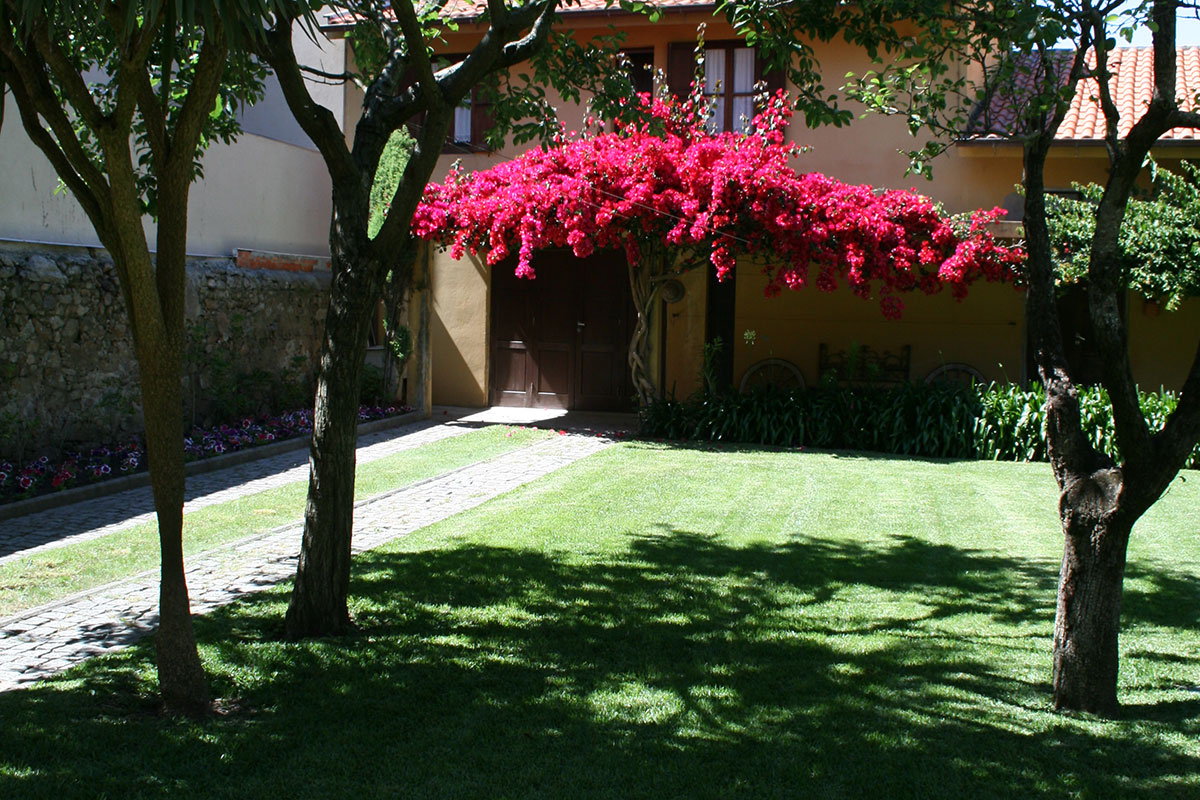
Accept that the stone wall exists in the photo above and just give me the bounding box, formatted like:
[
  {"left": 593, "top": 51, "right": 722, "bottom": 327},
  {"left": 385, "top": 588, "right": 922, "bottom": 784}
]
[{"left": 0, "top": 241, "right": 331, "bottom": 460}]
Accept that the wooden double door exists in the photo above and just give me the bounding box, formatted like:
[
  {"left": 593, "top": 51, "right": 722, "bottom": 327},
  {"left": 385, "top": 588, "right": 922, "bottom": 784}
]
[{"left": 490, "top": 251, "right": 633, "bottom": 410}]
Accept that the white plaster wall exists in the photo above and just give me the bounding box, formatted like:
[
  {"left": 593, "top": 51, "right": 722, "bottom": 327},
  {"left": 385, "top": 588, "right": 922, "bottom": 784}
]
[
  {"left": 239, "top": 22, "right": 346, "bottom": 147},
  {"left": 0, "top": 93, "right": 101, "bottom": 247},
  {"left": 187, "top": 135, "right": 332, "bottom": 256},
  {"left": 0, "top": 18, "right": 341, "bottom": 257},
  {"left": 0, "top": 92, "right": 332, "bottom": 256}
]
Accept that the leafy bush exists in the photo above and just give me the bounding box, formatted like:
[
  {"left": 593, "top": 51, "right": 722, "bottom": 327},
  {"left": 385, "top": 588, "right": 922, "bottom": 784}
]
[
  {"left": 1047, "top": 161, "right": 1200, "bottom": 309},
  {"left": 641, "top": 382, "right": 1200, "bottom": 469},
  {"left": 361, "top": 363, "right": 386, "bottom": 405},
  {"left": 369, "top": 128, "right": 414, "bottom": 239}
]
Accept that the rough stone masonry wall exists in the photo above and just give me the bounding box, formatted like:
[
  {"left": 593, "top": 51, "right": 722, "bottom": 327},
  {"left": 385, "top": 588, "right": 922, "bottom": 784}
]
[{"left": 0, "top": 242, "right": 330, "bottom": 461}]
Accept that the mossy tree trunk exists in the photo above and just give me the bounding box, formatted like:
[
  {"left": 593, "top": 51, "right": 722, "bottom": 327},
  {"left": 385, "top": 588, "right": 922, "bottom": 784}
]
[
  {"left": 259, "top": 1, "right": 569, "bottom": 637},
  {"left": 0, "top": 8, "right": 233, "bottom": 713}
]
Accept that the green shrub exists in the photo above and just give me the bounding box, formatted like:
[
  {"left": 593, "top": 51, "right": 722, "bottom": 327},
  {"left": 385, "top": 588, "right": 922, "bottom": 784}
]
[
  {"left": 361, "top": 363, "right": 386, "bottom": 405},
  {"left": 640, "top": 382, "right": 1200, "bottom": 468}
]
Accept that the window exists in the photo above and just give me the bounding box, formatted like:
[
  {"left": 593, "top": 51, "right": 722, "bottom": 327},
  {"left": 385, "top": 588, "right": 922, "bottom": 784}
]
[
  {"left": 666, "top": 41, "right": 785, "bottom": 133},
  {"left": 623, "top": 49, "right": 654, "bottom": 98},
  {"left": 436, "top": 55, "right": 494, "bottom": 153},
  {"left": 702, "top": 45, "right": 757, "bottom": 133},
  {"left": 402, "top": 55, "right": 494, "bottom": 153},
  {"left": 452, "top": 99, "right": 473, "bottom": 145},
  {"left": 444, "top": 84, "right": 494, "bottom": 153}
]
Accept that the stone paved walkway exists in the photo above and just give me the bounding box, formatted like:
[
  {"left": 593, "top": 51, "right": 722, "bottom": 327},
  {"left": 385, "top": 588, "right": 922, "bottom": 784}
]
[
  {"left": 0, "top": 417, "right": 475, "bottom": 565},
  {"left": 0, "top": 414, "right": 621, "bottom": 690}
]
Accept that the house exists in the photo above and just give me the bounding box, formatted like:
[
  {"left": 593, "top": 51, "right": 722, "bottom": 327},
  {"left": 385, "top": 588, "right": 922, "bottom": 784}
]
[{"left": 324, "top": 1, "right": 1200, "bottom": 412}]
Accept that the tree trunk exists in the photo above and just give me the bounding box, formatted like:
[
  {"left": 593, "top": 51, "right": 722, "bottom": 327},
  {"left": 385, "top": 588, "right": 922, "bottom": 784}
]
[
  {"left": 285, "top": 258, "right": 381, "bottom": 638},
  {"left": 139, "top": 347, "right": 209, "bottom": 714},
  {"left": 1051, "top": 468, "right": 1132, "bottom": 716}
]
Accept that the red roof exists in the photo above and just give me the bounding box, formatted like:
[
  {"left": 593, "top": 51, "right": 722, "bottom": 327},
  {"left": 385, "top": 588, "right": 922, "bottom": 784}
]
[
  {"left": 968, "top": 47, "right": 1200, "bottom": 143},
  {"left": 324, "top": 0, "right": 713, "bottom": 27}
]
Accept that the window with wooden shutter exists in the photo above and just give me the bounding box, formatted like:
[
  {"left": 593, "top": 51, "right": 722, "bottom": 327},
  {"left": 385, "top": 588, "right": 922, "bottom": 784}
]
[
  {"left": 667, "top": 40, "right": 787, "bottom": 133},
  {"left": 623, "top": 48, "right": 654, "bottom": 97},
  {"left": 400, "top": 55, "right": 495, "bottom": 153}
]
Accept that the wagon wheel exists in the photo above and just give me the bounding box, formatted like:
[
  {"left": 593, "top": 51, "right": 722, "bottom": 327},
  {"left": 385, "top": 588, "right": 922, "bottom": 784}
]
[
  {"left": 924, "top": 363, "right": 986, "bottom": 388},
  {"left": 739, "top": 358, "right": 806, "bottom": 393}
]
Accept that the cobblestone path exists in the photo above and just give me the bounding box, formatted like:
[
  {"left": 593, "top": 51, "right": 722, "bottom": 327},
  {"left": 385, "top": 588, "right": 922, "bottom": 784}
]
[
  {"left": 0, "top": 426, "right": 614, "bottom": 690},
  {"left": 0, "top": 418, "right": 474, "bottom": 565}
]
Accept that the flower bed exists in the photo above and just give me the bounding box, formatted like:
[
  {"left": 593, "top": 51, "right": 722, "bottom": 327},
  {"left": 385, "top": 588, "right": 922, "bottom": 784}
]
[{"left": 0, "top": 404, "right": 411, "bottom": 506}]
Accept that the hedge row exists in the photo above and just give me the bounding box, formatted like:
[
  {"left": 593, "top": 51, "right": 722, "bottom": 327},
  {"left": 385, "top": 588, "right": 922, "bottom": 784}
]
[{"left": 639, "top": 382, "right": 1200, "bottom": 469}]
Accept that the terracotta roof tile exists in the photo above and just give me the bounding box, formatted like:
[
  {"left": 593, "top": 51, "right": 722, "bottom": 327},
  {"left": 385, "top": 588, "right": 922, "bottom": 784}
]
[{"left": 969, "top": 47, "right": 1200, "bottom": 143}]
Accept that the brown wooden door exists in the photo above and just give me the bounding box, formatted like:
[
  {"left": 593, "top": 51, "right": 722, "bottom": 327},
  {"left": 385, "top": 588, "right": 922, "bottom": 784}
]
[{"left": 490, "top": 250, "right": 632, "bottom": 410}]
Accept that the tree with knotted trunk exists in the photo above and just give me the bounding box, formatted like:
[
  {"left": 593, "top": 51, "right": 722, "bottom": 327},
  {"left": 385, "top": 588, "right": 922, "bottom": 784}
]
[
  {"left": 727, "top": 0, "right": 1200, "bottom": 715},
  {"left": 413, "top": 90, "right": 1023, "bottom": 403},
  {"left": 255, "top": 0, "right": 634, "bottom": 637},
  {"left": 0, "top": 0, "right": 312, "bottom": 714}
]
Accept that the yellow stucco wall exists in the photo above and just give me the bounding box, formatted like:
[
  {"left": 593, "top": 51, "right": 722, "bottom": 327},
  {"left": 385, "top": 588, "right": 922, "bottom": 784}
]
[
  {"left": 341, "top": 12, "right": 1200, "bottom": 404},
  {"left": 732, "top": 265, "right": 1026, "bottom": 389},
  {"left": 1128, "top": 295, "right": 1200, "bottom": 390},
  {"left": 663, "top": 267, "right": 709, "bottom": 398},
  {"left": 430, "top": 250, "right": 491, "bottom": 407}
]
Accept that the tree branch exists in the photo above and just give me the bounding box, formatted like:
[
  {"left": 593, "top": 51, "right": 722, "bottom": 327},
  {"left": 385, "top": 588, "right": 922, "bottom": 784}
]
[
  {"left": 102, "top": 2, "right": 162, "bottom": 134},
  {"left": 23, "top": 13, "right": 108, "bottom": 134},
  {"left": 0, "top": 54, "right": 111, "bottom": 243},
  {"left": 133, "top": 67, "right": 168, "bottom": 167},
  {"left": 486, "top": 0, "right": 509, "bottom": 27},
  {"left": 1166, "top": 108, "right": 1200, "bottom": 128},
  {"left": 167, "top": 20, "right": 227, "bottom": 181},
  {"left": 1086, "top": 20, "right": 1122, "bottom": 160},
  {"left": 0, "top": 20, "right": 111, "bottom": 207},
  {"left": 298, "top": 63, "right": 356, "bottom": 83},
  {"left": 498, "top": 0, "right": 559, "bottom": 66},
  {"left": 1081, "top": 2, "right": 1187, "bottom": 472},
  {"left": 390, "top": 0, "right": 438, "bottom": 105},
  {"left": 257, "top": 17, "right": 359, "bottom": 197}
]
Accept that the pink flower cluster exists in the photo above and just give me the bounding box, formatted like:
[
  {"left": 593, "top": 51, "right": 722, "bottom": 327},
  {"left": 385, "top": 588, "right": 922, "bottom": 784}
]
[{"left": 413, "top": 92, "right": 1024, "bottom": 318}]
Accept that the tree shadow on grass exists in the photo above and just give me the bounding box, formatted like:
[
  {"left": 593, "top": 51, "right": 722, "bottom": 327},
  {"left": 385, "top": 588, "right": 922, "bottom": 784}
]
[{"left": 1, "top": 532, "right": 1198, "bottom": 799}]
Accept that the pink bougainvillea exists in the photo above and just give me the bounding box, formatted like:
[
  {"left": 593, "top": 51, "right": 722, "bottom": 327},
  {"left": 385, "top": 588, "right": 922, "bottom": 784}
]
[{"left": 413, "top": 91, "right": 1024, "bottom": 319}]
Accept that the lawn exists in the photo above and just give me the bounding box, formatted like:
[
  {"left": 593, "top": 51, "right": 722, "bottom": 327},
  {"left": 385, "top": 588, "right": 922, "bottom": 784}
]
[{"left": 1, "top": 442, "right": 1197, "bottom": 799}]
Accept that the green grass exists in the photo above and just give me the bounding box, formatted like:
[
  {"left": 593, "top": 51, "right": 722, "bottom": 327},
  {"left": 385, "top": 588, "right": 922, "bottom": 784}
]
[
  {"left": 2, "top": 443, "right": 1198, "bottom": 799},
  {"left": 0, "top": 425, "right": 552, "bottom": 617}
]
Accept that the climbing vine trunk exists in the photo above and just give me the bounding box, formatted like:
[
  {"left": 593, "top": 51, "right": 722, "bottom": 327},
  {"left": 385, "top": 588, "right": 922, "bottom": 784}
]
[
  {"left": 627, "top": 252, "right": 667, "bottom": 406},
  {"left": 285, "top": 252, "right": 383, "bottom": 638}
]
